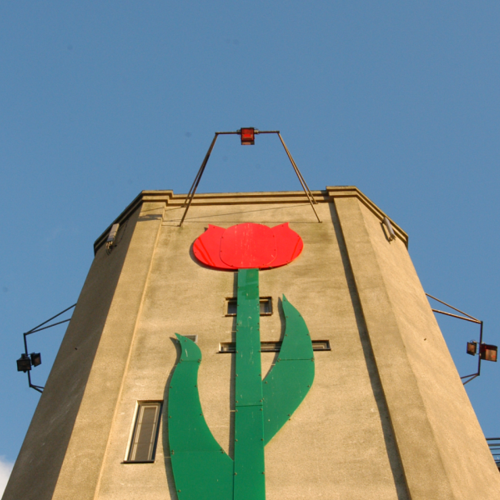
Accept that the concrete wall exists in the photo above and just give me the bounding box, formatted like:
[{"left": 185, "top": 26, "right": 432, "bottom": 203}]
[
  {"left": 335, "top": 195, "right": 500, "bottom": 499},
  {"left": 3, "top": 203, "right": 142, "bottom": 500},
  {"left": 4, "top": 187, "right": 498, "bottom": 500}
]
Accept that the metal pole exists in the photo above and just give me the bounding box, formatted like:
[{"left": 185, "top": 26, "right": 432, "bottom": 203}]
[
  {"left": 462, "top": 374, "right": 478, "bottom": 385},
  {"left": 181, "top": 132, "right": 237, "bottom": 202},
  {"left": 27, "top": 319, "right": 72, "bottom": 335},
  {"left": 24, "top": 303, "right": 76, "bottom": 335},
  {"left": 426, "top": 293, "right": 480, "bottom": 322},
  {"left": 461, "top": 322, "right": 483, "bottom": 385},
  {"left": 431, "top": 309, "right": 481, "bottom": 324},
  {"left": 277, "top": 134, "right": 311, "bottom": 195},
  {"left": 277, "top": 133, "right": 321, "bottom": 223},
  {"left": 477, "top": 321, "right": 484, "bottom": 377},
  {"left": 278, "top": 133, "right": 315, "bottom": 196},
  {"left": 179, "top": 133, "right": 220, "bottom": 227},
  {"left": 23, "top": 332, "right": 29, "bottom": 357},
  {"left": 181, "top": 139, "right": 215, "bottom": 205}
]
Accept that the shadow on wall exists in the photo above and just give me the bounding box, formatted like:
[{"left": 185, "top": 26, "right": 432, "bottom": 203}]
[{"left": 329, "top": 201, "right": 411, "bottom": 500}]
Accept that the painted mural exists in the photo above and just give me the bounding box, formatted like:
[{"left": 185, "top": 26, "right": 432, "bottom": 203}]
[{"left": 167, "top": 223, "right": 314, "bottom": 500}]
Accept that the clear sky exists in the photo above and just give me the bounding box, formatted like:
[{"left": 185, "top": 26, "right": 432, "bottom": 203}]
[{"left": 1, "top": 1, "right": 500, "bottom": 492}]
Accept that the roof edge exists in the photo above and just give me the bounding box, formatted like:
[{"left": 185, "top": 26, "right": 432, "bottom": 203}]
[{"left": 93, "top": 187, "right": 408, "bottom": 253}]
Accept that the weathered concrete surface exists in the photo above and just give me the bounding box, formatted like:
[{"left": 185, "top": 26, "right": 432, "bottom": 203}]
[
  {"left": 93, "top": 200, "right": 402, "bottom": 500},
  {"left": 2, "top": 204, "right": 142, "bottom": 500},
  {"left": 335, "top": 194, "right": 500, "bottom": 499},
  {"left": 4, "top": 187, "right": 499, "bottom": 500}
]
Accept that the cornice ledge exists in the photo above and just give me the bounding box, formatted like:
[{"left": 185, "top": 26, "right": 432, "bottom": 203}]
[
  {"left": 94, "top": 187, "right": 408, "bottom": 253},
  {"left": 326, "top": 186, "right": 409, "bottom": 247},
  {"left": 93, "top": 190, "right": 174, "bottom": 253}
]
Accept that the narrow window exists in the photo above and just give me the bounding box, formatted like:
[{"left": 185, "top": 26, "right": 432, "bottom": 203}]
[
  {"left": 225, "top": 297, "right": 273, "bottom": 316},
  {"left": 259, "top": 297, "right": 272, "bottom": 315},
  {"left": 126, "top": 402, "right": 162, "bottom": 463},
  {"left": 226, "top": 298, "right": 238, "bottom": 316},
  {"left": 218, "top": 340, "right": 331, "bottom": 353}
]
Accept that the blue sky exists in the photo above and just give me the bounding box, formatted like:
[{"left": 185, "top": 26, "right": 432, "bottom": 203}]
[{"left": 1, "top": 2, "right": 500, "bottom": 491}]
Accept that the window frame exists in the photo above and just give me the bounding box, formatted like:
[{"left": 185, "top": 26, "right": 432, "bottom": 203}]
[
  {"left": 124, "top": 401, "right": 163, "bottom": 464},
  {"left": 225, "top": 296, "right": 273, "bottom": 316},
  {"left": 218, "top": 339, "right": 331, "bottom": 353}
]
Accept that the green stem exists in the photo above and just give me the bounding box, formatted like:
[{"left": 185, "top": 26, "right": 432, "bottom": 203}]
[{"left": 234, "top": 268, "right": 265, "bottom": 500}]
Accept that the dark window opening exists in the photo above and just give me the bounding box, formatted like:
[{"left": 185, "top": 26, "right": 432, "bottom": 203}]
[
  {"left": 226, "top": 297, "right": 273, "bottom": 316},
  {"left": 219, "top": 339, "right": 331, "bottom": 353}
]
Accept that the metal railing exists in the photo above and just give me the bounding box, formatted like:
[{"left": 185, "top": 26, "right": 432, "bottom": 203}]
[{"left": 487, "top": 438, "right": 500, "bottom": 470}]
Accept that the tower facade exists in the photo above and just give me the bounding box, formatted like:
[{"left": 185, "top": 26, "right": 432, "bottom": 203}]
[{"left": 4, "top": 187, "right": 500, "bottom": 499}]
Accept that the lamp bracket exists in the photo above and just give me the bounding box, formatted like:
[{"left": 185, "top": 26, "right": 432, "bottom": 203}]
[
  {"left": 426, "top": 293, "right": 491, "bottom": 385},
  {"left": 17, "top": 303, "right": 76, "bottom": 393},
  {"left": 179, "top": 129, "right": 321, "bottom": 226}
]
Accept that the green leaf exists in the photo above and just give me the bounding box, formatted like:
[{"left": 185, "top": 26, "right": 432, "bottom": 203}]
[
  {"left": 262, "top": 296, "right": 315, "bottom": 445},
  {"left": 166, "top": 334, "right": 233, "bottom": 500}
]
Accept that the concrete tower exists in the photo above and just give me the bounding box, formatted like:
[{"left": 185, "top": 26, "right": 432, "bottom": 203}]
[{"left": 4, "top": 186, "right": 500, "bottom": 500}]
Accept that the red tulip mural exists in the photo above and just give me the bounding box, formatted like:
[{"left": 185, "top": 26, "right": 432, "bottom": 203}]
[
  {"left": 167, "top": 223, "right": 314, "bottom": 500},
  {"left": 193, "top": 223, "right": 303, "bottom": 270}
]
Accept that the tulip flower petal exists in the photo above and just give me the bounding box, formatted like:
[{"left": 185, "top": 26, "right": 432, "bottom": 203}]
[
  {"left": 193, "top": 225, "right": 233, "bottom": 270},
  {"left": 270, "top": 223, "right": 304, "bottom": 268},
  {"left": 193, "top": 222, "right": 303, "bottom": 270},
  {"left": 220, "top": 223, "right": 277, "bottom": 269}
]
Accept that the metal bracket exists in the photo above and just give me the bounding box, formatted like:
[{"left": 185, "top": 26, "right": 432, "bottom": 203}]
[
  {"left": 426, "top": 293, "right": 484, "bottom": 385},
  {"left": 179, "top": 129, "right": 321, "bottom": 226},
  {"left": 18, "top": 304, "right": 76, "bottom": 393}
]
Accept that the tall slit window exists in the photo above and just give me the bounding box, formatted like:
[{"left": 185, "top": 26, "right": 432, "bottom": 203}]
[{"left": 127, "top": 402, "right": 162, "bottom": 463}]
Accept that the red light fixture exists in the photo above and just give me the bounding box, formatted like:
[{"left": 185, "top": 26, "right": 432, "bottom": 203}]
[
  {"left": 178, "top": 127, "right": 322, "bottom": 226},
  {"left": 480, "top": 343, "right": 498, "bottom": 362},
  {"left": 240, "top": 127, "right": 255, "bottom": 145}
]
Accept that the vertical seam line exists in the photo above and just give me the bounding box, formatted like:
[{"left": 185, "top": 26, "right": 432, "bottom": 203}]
[{"left": 92, "top": 204, "right": 165, "bottom": 500}]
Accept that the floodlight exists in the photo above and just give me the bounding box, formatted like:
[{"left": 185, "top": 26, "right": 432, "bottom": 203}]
[
  {"left": 383, "top": 217, "right": 396, "bottom": 241},
  {"left": 106, "top": 223, "right": 120, "bottom": 253},
  {"left": 480, "top": 344, "right": 498, "bottom": 362},
  {"left": 30, "top": 352, "right": 42, "bottom": 367},
  {"left": 17, "top": 354, "right": 32, "bottom": 372},
  {"left": 240, "top": 128, "right": 255, "bottom": 145},
  {"left": 466, "top": 341, "right": 477, "bottom": 356}
]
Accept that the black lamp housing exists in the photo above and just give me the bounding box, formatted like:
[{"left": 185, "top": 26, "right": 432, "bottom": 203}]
[
  {"left": 17, "top": 354, "right": 32, "bottom": 372},
  {"left": 30, "top": 352, "right": 42, "bottom": 367}
]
